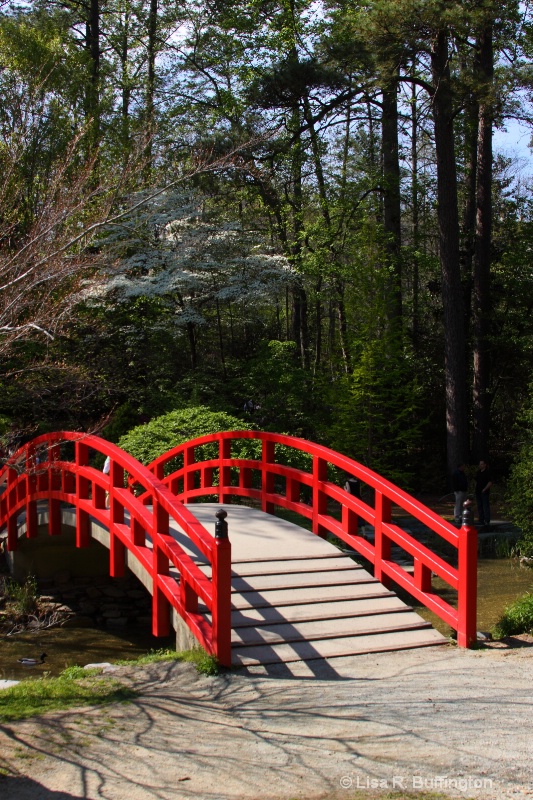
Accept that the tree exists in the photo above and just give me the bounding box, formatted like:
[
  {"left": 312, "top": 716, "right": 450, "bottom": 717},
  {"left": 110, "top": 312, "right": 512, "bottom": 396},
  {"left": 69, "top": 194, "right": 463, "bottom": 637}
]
[{"left": 84, "top": 187, "right": 294, "bottom": 372}]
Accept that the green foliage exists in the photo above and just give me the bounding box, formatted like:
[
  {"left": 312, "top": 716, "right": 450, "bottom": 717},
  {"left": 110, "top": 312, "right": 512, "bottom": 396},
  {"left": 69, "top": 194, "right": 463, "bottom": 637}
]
[
  {"left": 492, "top": 592, "right": 533, "bottom": 638},
  {"left": 117, "top": 402, "right": 315, "bottom": 485},
  {"left": 60, "top": 666, "right": 101, "bottom": 679},
  {"left": 115, "top": 647, "right": 219, "bottom": 675},
  {"left": 2, "top": 575, "right": 38, "bottom": 616},
  {"left": 118, "top": 406, "right": 258, "bottom": 472},
  {"left": 506, "top": 387, "right": 533, "bottom": 556},
  {"left": 180, "top": 648, "right": 220, "bottom": 676},
  {"left": 114, "top": 648, "right": 184, "bottom": 666},
  {"left": 242, "top": 340, "right": 314, "bottom": 437},
  {"left": 0, "top": 416, "right": 12, "bottom": 438},
  {"left": 101, "top": 402, "right": 146, "bottom": 444},
  {"left": 326, "top": 338, "right": 426, "bottom": 488},
  {"left": 0, "top": 671, "right": 136, "bottom": 722}
]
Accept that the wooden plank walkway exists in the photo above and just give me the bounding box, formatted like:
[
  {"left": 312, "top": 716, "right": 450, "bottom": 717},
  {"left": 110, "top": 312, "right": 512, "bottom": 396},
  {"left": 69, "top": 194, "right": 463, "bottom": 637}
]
[{"left": 182, "top": 504, "right": 448, "bottom": 666}]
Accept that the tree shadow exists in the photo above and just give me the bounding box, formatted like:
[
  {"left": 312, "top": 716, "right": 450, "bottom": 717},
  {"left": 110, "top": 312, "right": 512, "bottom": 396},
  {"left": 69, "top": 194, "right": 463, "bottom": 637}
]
[{"left": 0, "top": 776, "right": 82, "bottom": 799}]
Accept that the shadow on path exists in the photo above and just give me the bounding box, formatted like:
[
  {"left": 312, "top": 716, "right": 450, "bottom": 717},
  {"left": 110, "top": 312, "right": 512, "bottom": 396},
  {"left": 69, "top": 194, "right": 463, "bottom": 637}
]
[{"left": 1, "top": 776, "right": 81, "bottom": 799}]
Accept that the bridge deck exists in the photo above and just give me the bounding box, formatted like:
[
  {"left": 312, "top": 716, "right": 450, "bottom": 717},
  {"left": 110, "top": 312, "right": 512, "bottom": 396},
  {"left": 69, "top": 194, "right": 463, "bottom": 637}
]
[{"left": 180, "top": 504, "right": 448, "bottom": 666}]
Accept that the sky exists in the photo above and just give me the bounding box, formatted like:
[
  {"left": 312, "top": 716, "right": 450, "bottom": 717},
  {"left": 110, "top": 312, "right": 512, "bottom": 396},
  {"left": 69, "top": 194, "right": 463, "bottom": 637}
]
[{"left": 493, "top": 118, "right": 533, "bottom": 177}]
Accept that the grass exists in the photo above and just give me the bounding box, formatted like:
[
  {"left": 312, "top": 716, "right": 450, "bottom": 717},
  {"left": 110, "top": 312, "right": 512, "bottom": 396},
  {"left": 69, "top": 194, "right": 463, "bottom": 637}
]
[
  {"left": 115, "top": 646, "right": 220, "bottom": 676},
  {"left": 0, "top": 574, "right": 39, "bottom": 617},
  {"left": 0, "top": 670, "right": 137, "bottom": 722},
  {"left": 0, "top": 647, "right": 220, "bottom": 723},
  {"left": 492, "top": 590, "right": 533, "bottom": 638}
]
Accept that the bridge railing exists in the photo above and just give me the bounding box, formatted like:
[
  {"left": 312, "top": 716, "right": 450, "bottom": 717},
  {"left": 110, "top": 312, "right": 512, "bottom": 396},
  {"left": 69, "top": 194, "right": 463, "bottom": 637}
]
[
  {"left": 0, "top": 432, "right": 232, "bottom": 666},
  {"left": 143, "top": 430, "right": 477, "bottom": 647}
]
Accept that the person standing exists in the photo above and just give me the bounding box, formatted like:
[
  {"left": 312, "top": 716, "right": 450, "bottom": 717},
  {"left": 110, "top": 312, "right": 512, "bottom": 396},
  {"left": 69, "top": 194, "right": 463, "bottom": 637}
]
[
  {"left": 452, "top": 463, "right": 468, "bottom": 525},
  {"left": 475, "top": 460, "right": 493, "bottom": 527},
  {"left": 103, "top": 455, "right": 111, "bottom": 508}
]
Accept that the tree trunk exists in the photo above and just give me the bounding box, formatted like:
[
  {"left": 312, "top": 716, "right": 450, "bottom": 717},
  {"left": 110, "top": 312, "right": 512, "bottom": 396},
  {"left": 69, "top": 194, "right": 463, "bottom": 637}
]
[
  {"left": 145, "top": 0, "right": 158, "bottom": 171},
  {"left": 382, "top": 76, "right": 402, "bottom": 328},
  {"left": 120, "top": 9, "right": 131, "bottom": 151},
  {"left": 410, "top": 71, "right": 420, "bottom": 348},
  {"left": 290, "top": 108, "right": 309, "bottom": 368},
  {"left": 86, "top": 0, "right": 100, "bottom": 150},
  {"left": 472, "top": 24, "right": 494, "bottom": 460},
  {"left": 431, "top": 29, "right": 469, "bottom": 473}
]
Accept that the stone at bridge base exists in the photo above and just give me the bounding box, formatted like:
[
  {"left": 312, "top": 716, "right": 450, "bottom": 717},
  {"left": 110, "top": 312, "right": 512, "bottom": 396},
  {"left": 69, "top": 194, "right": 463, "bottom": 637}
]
[{"left": 172, "top": 609, "right": 199, "bottom": 653}]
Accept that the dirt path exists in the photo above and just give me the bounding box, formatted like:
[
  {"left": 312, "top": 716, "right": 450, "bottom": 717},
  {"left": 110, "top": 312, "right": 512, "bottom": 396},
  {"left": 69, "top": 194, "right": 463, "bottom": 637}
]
[{"left": 1, "top": 641, "right": 532, "bottom": 800}]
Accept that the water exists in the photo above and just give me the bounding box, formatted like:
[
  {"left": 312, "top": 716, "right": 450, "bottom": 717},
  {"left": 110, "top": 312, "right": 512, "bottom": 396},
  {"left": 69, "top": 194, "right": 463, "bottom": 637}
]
[
  {"left": 416, "top": 557, "right": 533, "bottom": 636},
  {"left": 0, "top": 625, "right": 174, "bottom": 682}
]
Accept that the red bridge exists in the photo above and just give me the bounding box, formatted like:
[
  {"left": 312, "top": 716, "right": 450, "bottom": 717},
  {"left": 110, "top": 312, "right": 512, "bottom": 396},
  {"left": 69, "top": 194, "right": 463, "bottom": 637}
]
[{"left": 0, "top": 431, "right": 477, "bottom": 667}]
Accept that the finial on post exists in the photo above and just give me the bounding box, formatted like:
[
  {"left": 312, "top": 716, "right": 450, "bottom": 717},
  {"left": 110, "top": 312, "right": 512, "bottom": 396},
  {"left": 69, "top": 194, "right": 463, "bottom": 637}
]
[
  {"left": 461, "top": 498, "right": 473, "bottom": 528},
  {"left": 215, "top": 509, "right": 228, "bottom": 539}
]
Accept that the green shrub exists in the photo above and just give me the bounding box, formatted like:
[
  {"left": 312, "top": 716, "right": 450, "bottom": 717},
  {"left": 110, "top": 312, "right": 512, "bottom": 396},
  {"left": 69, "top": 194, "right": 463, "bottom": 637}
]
[
  {"left": 492, "top": 591, "right": 533, "bottom": 638},
  {"left": 118, "top": 406, "right": 258, "bottom": 471},
  {"left": 117, "top": 404, "right": 315, "bottom": 478}
]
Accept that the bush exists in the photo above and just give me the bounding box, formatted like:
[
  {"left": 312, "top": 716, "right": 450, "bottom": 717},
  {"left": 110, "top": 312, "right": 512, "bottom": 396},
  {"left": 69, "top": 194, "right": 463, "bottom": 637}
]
[
  {"left": 492, "top": 591, "right": 533, "bottom": 638},
  {"left": 118, "top": 406, "right": 259, "bottom": 473},
  {"left": 117, "top": 404, "right": 319, "bottom": 492}
]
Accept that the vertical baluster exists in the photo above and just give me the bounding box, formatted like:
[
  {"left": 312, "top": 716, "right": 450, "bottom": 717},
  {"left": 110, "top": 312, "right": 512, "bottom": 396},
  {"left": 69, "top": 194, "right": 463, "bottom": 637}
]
[
  {"left": 25, "top": 444, "right": 37, "bottom": 539},
  {"left": 48, "top": 441, "right": 61, "bottom": 536},
  {"left": 76, "top": 441, "right": 90, "bottom": 548},
  {"left": 109, "top": 459, "right": 125, "bottom": 577},
  {"left": 374, "top": 491, "right": 392, "bottom": 587},
  {"left": 312, "top": 456, "right": 328, "bottom": 538},
  {"left": 185, "top": 445, "right": 195, "bottom": 500},
  {"left": 152, "top": 497, "right": 170, "bottom": 637},
  {"left": 287, "top": 476, "right": 299, "bottom": 505},
  {"left": 414, "top": 560, "right": 432, "bottom": 593},
  {"left": 7, "top": 466, "right": 18, "bottom": 551},
  {"left": 261, "top": 438, "right": 275, "bottom": 514},
  {"left": 219, "top": 438, "right": 232, "bottom": 504}
]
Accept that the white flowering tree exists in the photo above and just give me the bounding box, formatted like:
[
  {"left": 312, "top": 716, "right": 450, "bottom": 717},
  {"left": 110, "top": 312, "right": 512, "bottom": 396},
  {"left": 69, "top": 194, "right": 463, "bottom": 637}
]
[{"left": 87, "top": 188, "right": 294, "bottom": 372}]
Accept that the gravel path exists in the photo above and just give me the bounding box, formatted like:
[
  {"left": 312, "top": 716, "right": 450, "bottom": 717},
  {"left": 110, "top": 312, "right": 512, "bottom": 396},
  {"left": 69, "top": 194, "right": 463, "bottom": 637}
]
[{"left": 1, "top": 641, "right": 532, "bottom": 800}]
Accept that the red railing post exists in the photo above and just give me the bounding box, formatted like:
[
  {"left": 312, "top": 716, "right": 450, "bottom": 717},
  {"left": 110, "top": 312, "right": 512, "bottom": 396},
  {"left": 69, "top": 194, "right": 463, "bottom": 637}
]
[
  {"left": 374, "top": 491, "right": 392, "bottom": 587},
  {"left": 261, "top": 438, "right": 275, "bottom": 514},
  {"left": 25, "top": 444, "right": 38, "bottom": 539},
  {"left": 414, "top": 560, "right": 432, "bottom": 593},
  {"left": 342, "top": 503, "right": 358, "bottom": 544},
  {"left": 185, "top": 444, "right": 195, "bottom": 500},
  {"left": 6, "top": 466, "right": 18, "bottom": 551},
  {"left": 109, "top": 460, "right": 125, "bottom": 577},
  {"left": 75, "top": 440, "right": 90, "bottom": 548},
  {"left": 203, "top": 465, "right": 214, "bottom": 491},
  {"left": 219, "top": 438, "right": 232, "bottom": 503},
  {"left": 48, "top": 441, "right": 62, "bottom": 536},
  {"left": 457, "top": 504, "right": 478, "bottom": 647},
  {"left": 152, "top": 497, "right": 170, "bottom": 637},
  {"left": 211, "top": 509, "right": 232, "bottom": 666},
  {"left": 312, "top": 456, "right": 328, "bottom": 538}
]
